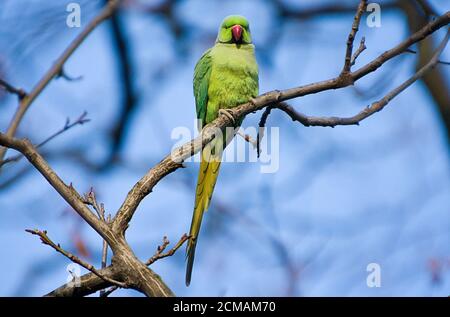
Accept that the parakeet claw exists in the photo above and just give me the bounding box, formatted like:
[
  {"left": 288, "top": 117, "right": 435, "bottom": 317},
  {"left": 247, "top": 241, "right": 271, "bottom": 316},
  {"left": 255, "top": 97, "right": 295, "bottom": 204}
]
[{"left": 219, "top": 109, "right": 236, "bottom": 125}]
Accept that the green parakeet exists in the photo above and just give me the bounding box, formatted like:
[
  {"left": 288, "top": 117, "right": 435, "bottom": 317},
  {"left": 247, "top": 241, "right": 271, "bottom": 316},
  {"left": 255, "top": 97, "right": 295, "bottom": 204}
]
[{"left": 186, "top": 15, "right": 259, "bottom": 286}]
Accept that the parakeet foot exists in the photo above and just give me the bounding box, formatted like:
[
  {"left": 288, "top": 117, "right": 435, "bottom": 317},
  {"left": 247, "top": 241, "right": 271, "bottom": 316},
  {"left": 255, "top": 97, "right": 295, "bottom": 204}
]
[{"left": 219, "top": 109, "right": 236, "bottom": 125}]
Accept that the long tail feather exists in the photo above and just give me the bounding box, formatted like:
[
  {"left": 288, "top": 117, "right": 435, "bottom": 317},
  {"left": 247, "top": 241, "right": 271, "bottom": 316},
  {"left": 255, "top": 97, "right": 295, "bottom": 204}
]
[{"left": 186, "top": 141, "right": 222, "bottom": 286}]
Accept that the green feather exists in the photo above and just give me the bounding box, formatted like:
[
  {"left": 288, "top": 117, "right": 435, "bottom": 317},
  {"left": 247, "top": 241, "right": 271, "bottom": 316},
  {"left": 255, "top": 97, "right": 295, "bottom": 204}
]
[{"left": 193, "top": 48, "right": 212, "bottom": 129}]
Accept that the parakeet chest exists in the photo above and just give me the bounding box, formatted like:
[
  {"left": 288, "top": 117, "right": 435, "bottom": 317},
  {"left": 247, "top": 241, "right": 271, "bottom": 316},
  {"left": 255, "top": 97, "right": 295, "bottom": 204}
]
[{"left": 206, "top": 44, "right": 258, "bottom": 122}]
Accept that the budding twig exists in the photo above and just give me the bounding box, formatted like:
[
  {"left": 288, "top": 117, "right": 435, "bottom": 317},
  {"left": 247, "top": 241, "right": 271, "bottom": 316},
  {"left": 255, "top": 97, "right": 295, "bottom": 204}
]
[{"left": 25, "top": 229, "right": 126, "bottom": 288}]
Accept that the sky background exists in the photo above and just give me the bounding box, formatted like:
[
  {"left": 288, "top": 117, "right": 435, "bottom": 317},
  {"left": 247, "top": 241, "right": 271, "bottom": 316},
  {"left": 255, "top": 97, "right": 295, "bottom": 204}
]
[{"left": 0, "top": 0, "right": 449, "bottom": 296}]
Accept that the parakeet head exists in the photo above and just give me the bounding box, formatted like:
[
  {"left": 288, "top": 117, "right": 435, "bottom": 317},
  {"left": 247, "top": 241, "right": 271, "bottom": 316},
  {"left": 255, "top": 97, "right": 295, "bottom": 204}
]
[{"left": 216, "top": 15, "right": 252, "bottom": 44}]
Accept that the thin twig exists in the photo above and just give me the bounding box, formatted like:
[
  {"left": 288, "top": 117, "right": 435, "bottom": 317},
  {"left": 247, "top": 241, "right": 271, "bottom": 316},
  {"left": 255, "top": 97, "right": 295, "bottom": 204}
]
[
  {"left": 81, "top": 187, "right": 111, "bottom": 295},
  {"left": 145, "top": 234, "right": 190, "bottom": 266},
  {"left": 405, "top": 48, "right": 450, "bottom": 65},
  {"left": 351, "top": 37, "right": 367, "bottom": 66},
  {"left": 0, "top": 78, "right": 27, "bottom": 99},
  {"left": 342, "top": 0, "right": 368, "bottom": 73},
  {"left": 274, "top": 30, "right": 449, "bottom": 128},
  {"left": 57, "top": 68, "right": 83, "bottom": 81},
  {"left": 257, "top": 106, "right": 274, "bottom": 158},
  {"left": 82, "top": 187, "right": 106, "bottom": 220},
  {"left": 352, "top": 12, "right": 449, "bottom": 80},
  {"left": 0, "top": 0, "right": 120, "bottom": 163},
  {"left": 25, "top": 229, "right": 127, "bottom": 288},
  {"left": 0, "top": 111, "right": 90, "bottom": 167}
]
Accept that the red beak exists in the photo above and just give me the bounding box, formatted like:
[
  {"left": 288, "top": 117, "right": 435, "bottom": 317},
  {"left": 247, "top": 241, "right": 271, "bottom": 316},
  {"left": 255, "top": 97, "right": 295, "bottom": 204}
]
[{"left": 231, "top": 25, "right": 243, "bottom": 42}]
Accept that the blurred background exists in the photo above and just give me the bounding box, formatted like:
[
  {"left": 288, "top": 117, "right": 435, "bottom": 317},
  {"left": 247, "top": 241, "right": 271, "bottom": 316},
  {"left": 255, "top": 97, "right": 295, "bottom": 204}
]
[{"left": 0, "top": 0, "right": 449, "bottom": 296}]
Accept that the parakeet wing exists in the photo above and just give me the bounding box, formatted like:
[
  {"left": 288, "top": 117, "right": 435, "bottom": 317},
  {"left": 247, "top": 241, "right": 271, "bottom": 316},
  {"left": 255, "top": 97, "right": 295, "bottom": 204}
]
[{"left": 193, "top": 48, "right": 212, "bottom": 128}]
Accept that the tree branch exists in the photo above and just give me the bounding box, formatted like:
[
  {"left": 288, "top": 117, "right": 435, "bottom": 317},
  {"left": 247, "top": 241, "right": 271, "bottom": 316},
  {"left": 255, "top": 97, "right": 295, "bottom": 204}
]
[
  {"left": 351, "top": 37, "right": 367, "bottom": 66},
  {"left": 274, "top": 27, "right": 448, "bottom": 127},
  {"left": 0, "top": 111, "right": 90, "bottom": 167},
  {"left": 0, "top": 134, "right": 116, "bottom": 244},
  {"left": 26, "top": 229, "right": 127, "bottom": 288},
  {"left": 45, "top": 267, "right": 115, "bottom": 297},
  {"left": 0, "top": 78, "right": 27, "bottom": 99},
  {"left": 0, "top": 0, "right": 121, "bottom": 163},
  {"left": 351, "top": 11, "right": 449, "bottom": 81},
  {"left": 101, "top": 233, "right": 190, "bottom": 297},
  {"left": 257, "top": 105, "right": 274, "bottom": 158},
  {"left": 342, "top": 0, "right": 368, "bottom": 73},
  {"left": 146, "top": 234, "right": 190, "bottom": 266},
  {"left": 82, "top": 188, "right": 106, "bottom": 220},
  {"left": 2, "top": 5, "right": 448, "bottom": 297},
  {"left": 112, "top": 11, "right": 449, "bottom": 234}
]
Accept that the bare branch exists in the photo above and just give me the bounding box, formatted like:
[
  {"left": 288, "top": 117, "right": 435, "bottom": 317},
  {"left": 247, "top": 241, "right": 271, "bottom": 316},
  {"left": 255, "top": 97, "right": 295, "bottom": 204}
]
[
  {"left": 257, "top": 105, "right": 274, "bottom": 158},
  {"left": 0, "top": 132, "right": 174, "bottom": 297},
  {"left": 57, "top": 67, "right": 83, "bottom": 82},
  {"left": 0, "top": 0, "right": 121, "bottom": 163},
  {"left": 112, "top": 12, "right": 449, "bottom": 234},
  {"left": 25, "top": 229, "right": 127, "bottom": 288},
  {"left": 274, "top": 30, "right": 449, "bottom": 128},
  {"left": 352, "top": 12, "right": 450, "bottom": 81},
  {"left": 0, "top": 78, "right": 27, "bottom": 99},
  {"left": 351, "top": 37, "right": 367, "bottom": 66},
  {"left": 45, "top": 267, "right": 115, "bottom": 297},
  {"left": 342, "top": 0, "right": 368, "bottom": 73},
  {"left": 405, "top": 48, "right": 450, "bottom": 65},
  {"left": 100, "top": 233, "right": 190, "bottom": 297},
  {"left": 380, "top": 29, "right": 449, "bottom": 101},
  {"left": 0, "top": 111, "right": 90, "bottom": 167},
  {"left": 146, "top": 234, "right": 190, "bottom": 266},
  {"left": 81, "top": 188, "right": 112, "bottom": 296},
  {"left": 99, "top": 285, "right": 118, "bottom": 297},
  {"left": 82, "top": 188, "right": 106, "bottom": 220},
  {"left": 0, "top": 134, "right": 115, "bottom": 244}
]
